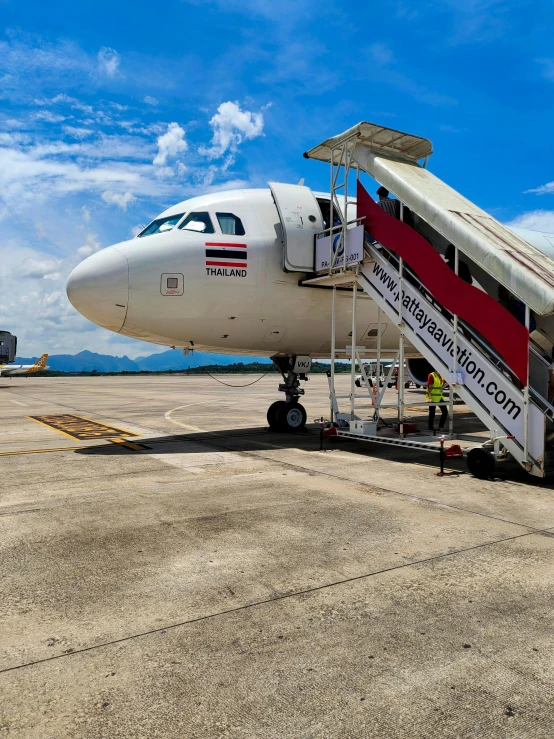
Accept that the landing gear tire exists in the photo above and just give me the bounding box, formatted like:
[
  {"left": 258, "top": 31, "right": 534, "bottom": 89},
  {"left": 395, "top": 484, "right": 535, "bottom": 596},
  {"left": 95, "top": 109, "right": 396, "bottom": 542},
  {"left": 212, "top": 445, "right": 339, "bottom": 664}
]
[
  {"left": 467, "top": 448, "right": 496, "bottom": 479},
  {"left": 267, "top": 400, "right": 286, "bottom": 429},
  {"left": 276, "top": 402, "right": 307, "bottom": 432}
]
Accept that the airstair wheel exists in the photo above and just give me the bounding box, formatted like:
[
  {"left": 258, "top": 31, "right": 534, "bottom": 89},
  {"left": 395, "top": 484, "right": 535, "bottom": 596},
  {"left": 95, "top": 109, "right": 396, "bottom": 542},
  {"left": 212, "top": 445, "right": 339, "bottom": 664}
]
[{"left": 467, "top": 448, "right": 496, "bottom": 480}]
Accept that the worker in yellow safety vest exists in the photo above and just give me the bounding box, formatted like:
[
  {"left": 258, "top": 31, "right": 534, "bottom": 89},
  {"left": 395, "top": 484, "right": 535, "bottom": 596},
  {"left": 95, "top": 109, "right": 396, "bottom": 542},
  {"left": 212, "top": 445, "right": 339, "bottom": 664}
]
[{"left": 426, "top": 370, "right": 448, "bottom": 432}]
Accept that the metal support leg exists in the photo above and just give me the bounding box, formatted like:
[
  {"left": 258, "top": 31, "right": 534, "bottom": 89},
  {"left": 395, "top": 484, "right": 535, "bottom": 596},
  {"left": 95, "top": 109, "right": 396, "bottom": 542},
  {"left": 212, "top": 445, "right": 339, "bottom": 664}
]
[
  {"left": 356, "top": 351, "right": 372, "bottom": 401},
  {"left": 330, "top": 286, "right": 336, "bottom": 423},
  {"left": 524, "top": 305, "right": 530, "bottom": 464},
  {"left": 398, "top": 256, "right": 405, "bottom": 438},
  {"left": 375, "top": 307, "right": 382, "bottom": 422},
  {"left": 449, "top": 246, "right": 459, "bottom": 440},
  {"left": 448, "top": 389, "right": 454, "bottom": 439},
  {"left": 350, "top": 278, "right": 357, "bottom": 421},
  {"left": 399, "top": 332, "right": 405, "bottom": 438}
]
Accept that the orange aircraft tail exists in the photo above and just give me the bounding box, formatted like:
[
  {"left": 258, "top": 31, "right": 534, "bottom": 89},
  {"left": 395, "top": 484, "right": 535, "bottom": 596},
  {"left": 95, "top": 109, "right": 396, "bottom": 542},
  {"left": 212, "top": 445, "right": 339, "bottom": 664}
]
[{"left": 26, "top": 354, "right": 49, "bottom": 373}]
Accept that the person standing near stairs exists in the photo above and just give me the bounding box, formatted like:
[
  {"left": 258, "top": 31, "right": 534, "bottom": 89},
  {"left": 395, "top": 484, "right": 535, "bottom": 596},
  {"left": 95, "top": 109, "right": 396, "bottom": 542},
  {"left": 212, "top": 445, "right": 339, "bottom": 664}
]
[{"left": 427, "top": 370, "right": 448, "bottom": 432}]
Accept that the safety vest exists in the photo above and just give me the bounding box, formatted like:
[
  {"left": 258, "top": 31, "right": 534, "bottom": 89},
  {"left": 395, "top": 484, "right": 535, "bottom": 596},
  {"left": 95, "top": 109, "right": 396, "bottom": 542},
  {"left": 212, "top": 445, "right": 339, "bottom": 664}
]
[{"left": 426, "top": 372, "right": 444, "bottom": 403}]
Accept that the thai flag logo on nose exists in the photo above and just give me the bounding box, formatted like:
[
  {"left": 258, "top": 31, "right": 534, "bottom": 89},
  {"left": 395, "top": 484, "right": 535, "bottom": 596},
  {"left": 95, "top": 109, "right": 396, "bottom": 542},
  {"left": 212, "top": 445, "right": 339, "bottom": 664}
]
[{"left": 205, "top": 242, "right": 247, "bottom": 268}]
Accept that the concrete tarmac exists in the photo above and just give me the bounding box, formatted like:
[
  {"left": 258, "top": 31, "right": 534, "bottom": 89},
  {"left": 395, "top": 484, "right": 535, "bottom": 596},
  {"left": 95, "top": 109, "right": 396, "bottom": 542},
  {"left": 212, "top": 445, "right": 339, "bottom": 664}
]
[{"left": 1, "top": 374, "right": 554, "bottom": 738}]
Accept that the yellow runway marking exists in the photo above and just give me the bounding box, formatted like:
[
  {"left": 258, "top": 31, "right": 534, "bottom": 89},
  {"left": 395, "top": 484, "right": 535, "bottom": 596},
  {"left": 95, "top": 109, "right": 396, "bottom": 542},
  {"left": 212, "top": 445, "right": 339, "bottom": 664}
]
[
  {"left": 0, "top": 446, "right": 83, "bottom": 457},
  {"left": 0, "top": 439, "right": 149, "bottom": 457},
  {"left": 109, "top": 438, "right": 150, "bottom": 451},
  {"left": 27, "top": 414, "right": 139, "bottom": 441},
  {"left": 164, "top": 400, "right": 223, "bottom": 432}
]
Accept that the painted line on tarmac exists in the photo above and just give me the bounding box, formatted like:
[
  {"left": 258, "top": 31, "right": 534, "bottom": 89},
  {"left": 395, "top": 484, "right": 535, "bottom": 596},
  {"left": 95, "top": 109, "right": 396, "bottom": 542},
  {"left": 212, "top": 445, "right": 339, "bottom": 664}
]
[
  {"left": 164, "top": 399, "right": 222, "bottom": 432},
  {"left": 109, "top": 437, "right": 150, "bottom": 451},
  {"left": 9, "top": 399, "right": 28, "bottom": 406},
  {"left": 0, "top": 430, "right": 271, "bottom": 457},
  {"left": 0, "top": 440, "right": 148, "bottom": 457},
  {"left": 0, "top": 445, "right": 86, "bottom": 456}
]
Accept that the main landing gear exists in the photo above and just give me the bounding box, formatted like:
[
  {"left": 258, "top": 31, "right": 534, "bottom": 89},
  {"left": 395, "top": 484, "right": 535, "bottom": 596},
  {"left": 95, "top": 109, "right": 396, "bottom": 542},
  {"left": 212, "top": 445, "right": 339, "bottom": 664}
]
[{"left": 267, "top": 355, "right": 310, "bottom": 432}]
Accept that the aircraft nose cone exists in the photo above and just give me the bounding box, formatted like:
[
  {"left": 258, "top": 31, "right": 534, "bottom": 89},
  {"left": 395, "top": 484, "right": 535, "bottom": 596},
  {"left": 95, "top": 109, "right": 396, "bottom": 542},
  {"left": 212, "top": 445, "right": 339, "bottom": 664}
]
[{"left": 66, "top": 247, "right": 129, "bottom": 332}]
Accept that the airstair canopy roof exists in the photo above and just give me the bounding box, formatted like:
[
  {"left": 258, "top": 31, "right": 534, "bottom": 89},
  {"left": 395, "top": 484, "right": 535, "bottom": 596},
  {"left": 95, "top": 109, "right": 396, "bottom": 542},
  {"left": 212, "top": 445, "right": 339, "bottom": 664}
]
[
  {"left": 303, "top": 122, "right": 433, "bottom": 165},
  {"left": 305, "top": 121, "right": 554, "bottom": 316}
]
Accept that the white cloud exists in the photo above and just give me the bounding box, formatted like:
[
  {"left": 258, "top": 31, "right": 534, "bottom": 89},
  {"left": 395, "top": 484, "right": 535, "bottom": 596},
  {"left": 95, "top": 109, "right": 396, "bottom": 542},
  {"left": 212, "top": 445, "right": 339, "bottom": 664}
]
[
  {"left": 77, "top": 232, "right": 102, "bottom": 257},
  {"left": 17, "top": 256, "right": 62, "bottom": 279},
  {"left": 525, "top": 181, "right": 554, "bottom": 195},
  {"left": 81, "top": 205, "right": 91, "bottom": 222},
  {"left": 48, "top": 94, "right": 94, "bottom": 115},
  {"left": 0, "top": 134, "right": 185, "bottom": 216},
  {"left": 507, "top": 211, "right": 554, "bottom": 233},
  {"left": 33, "top": 110, "right": 66, "bottom": 123},
  {"left": 201, "top": 101, "right": 265, "bottom": 161},
  {"left": 0, "top": 34, "right": 92, "bottom": 96},
  {"left": 153, "top": 122, "right": 188, "bottom": 166},
  {"left": 101, "top": 190, "right": 136, "bottom": 210},
  {"left": 143, "top": 96, "right": 158, "bottom": 105},
  {"left": 63, "top": 126, "right": 94, "bottom": 139},
  {"left": 97, "top": 47, "right": 121, "bottom": 77}
]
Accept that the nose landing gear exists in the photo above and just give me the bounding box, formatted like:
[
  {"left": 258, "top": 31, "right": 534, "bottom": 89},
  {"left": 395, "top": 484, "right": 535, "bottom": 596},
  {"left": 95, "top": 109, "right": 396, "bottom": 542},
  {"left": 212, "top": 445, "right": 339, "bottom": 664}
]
[{"left": 267, "top": 355, "right": 310, "bottom": 431}]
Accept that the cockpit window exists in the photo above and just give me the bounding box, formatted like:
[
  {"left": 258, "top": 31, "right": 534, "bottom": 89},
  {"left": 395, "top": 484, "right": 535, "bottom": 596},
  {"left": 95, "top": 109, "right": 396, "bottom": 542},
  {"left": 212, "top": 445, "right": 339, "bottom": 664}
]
[
  {"left": 138, "top": 213, "right": 184, "bottom": 237},
  {"left": 216, "top": 212, "right": 245, "bottom": 236},
  {"left": 178, "top": 212, "right": 215, "bottom": 234}
]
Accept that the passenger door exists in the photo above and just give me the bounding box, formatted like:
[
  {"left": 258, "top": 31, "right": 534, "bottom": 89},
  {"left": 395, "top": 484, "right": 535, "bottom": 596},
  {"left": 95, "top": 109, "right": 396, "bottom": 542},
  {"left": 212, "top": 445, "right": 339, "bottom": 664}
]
[{"left": 269, "top": 182, "right": 324, "bottom": 272}]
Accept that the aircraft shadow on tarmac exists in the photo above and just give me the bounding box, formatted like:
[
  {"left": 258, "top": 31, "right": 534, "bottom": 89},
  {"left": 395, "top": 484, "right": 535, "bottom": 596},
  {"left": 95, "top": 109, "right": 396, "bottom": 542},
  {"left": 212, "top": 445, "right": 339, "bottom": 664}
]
[
  {"left": 72, "top": 419, "right": 553, "bottom": 484},
  {"left": 73, "top": 424, "right": 473, "bottom": 476}
]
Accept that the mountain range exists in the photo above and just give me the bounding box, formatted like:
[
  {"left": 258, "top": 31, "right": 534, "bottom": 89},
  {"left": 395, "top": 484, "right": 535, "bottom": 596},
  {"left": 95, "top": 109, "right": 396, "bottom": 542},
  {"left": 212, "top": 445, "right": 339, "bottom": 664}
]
[{"left": 15, "top": 349, "right": 272, "bottom": 373}]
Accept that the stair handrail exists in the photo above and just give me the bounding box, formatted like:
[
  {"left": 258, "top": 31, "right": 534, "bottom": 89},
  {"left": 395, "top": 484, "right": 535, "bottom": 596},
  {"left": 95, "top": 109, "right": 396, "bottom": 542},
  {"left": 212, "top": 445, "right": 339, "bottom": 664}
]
[
  {"left": 364, "top": 240, "right": 542, "bottom": 402},
  {"left": 529, "top": 386, "right": 554, "bottom": 420},
  {"left": 529, "top": 336, "right": 552, "bottom": 366},
  {"left": 316, "top": 217, "right": 365, "bottom": 240}
]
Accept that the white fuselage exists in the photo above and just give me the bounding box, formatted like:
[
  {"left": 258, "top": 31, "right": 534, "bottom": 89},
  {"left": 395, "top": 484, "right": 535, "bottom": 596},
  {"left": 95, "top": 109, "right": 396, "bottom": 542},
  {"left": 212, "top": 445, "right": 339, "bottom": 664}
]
[
  {"left": 0, "top": 364, "right": 45, "bottom": 376},
  {"left": 67, "top": 188, "right": 402, "bottom": 358},
  {"left": 66, "top": 185, "right": 554, "bottom": 359}
]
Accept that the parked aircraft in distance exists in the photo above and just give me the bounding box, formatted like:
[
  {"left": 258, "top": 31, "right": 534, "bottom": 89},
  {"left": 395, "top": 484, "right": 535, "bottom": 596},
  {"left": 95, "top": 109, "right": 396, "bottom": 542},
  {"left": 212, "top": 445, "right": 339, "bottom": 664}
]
[{"left": 0, "top": 354, "right": 49, "bottom": 377}]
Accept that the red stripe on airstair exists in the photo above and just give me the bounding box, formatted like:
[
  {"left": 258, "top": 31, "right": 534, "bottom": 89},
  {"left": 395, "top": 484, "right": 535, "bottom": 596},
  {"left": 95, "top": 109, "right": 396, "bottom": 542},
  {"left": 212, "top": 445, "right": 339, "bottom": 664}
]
[{"left": 357, "top": 181, "right": 529, "bottom": 385}]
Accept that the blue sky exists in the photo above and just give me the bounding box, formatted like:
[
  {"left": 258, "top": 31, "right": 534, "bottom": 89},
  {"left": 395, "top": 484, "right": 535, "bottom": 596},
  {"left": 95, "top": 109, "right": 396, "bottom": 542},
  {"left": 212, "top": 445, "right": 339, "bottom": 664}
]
[{"left": 1, "top": 0, "right": 553, "bottom": 357}]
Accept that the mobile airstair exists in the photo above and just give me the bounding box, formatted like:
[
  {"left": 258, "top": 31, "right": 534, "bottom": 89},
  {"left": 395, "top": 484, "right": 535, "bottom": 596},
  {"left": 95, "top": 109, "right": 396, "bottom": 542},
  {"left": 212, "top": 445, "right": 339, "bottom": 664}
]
[{"left": 300, "top": 122, "right": 554, "bottom": 478}]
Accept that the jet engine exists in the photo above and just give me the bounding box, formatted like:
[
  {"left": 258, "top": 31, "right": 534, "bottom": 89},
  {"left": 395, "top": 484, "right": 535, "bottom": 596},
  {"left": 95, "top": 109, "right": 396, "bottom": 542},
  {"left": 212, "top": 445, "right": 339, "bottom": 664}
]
[{"left": 406, "top": 357, "right": 433, "bottom": 386}]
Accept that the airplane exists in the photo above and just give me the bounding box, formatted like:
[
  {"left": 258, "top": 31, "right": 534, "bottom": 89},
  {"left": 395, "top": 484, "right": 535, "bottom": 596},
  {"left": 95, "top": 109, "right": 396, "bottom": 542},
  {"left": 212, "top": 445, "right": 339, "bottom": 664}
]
[
  {"left": 66, "top": 161, "right": 554, "bottom": 433},
  {"left": 0, "top": 354, "right": 49, "bottom": 377}
]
